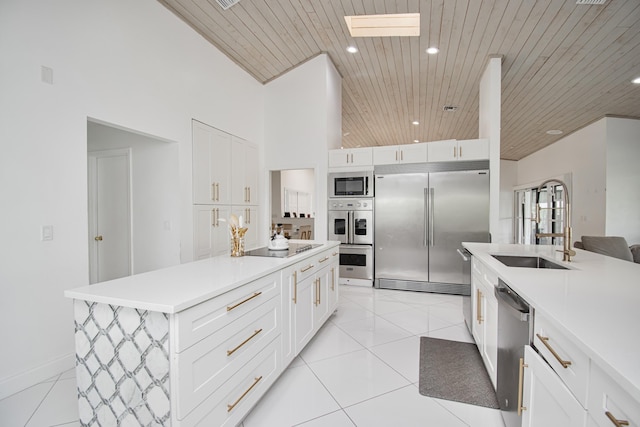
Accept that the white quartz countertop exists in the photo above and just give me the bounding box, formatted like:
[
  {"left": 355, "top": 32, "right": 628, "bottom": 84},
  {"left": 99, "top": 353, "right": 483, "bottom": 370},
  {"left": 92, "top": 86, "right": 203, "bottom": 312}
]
[
  {"left": 65, "top": 241, "right": 340, "bottom": 314},
  {"left": 462, "top": 242, "right": 640, "bottom": 402}
]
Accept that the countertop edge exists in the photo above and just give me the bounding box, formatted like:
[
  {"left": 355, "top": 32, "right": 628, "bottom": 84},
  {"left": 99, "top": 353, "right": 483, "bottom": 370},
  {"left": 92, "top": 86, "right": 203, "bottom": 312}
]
[{"left": 65, "top": 241, "right": 340, "bottom": 314}]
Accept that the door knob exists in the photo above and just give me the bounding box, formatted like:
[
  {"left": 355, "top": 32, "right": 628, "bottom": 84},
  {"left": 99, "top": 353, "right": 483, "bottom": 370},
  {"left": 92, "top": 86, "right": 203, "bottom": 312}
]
[{"left": 95, "top": 235, "right": 103, "bottom": 241}]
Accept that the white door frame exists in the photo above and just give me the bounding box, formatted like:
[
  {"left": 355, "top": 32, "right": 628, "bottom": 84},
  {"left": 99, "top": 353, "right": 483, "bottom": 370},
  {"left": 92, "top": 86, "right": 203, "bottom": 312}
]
[{"left": 88, "top": 148, "right": 133, "bottom": 283}]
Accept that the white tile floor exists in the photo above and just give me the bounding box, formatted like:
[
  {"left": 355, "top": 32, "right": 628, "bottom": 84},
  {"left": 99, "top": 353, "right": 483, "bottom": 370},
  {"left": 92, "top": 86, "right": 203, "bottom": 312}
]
[{"left": 0, "top": 285, "right": 506, "bottom": 427}]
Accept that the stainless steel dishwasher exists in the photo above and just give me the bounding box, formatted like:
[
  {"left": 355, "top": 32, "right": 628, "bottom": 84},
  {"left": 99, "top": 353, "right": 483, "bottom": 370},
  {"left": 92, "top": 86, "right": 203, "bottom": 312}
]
[{"left": 495, "top": 279, "right": 531, "bottom": 427}]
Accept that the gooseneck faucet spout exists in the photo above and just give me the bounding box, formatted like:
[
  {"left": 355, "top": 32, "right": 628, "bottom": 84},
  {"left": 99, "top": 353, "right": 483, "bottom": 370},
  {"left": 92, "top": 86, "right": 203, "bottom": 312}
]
[{"left": 535, "top": 178, "right": 576, "bottom": 262}]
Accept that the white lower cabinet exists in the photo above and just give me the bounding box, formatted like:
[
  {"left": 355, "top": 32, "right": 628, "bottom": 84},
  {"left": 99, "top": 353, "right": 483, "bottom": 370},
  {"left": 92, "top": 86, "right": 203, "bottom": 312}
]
[
  {"left": 281, "top": 248, "right": 339, "bottom": 366},
  {"left": 471, "top": 257, "right": 498, "bottom": 387},
  {"left": 588, "top": 362, "right": 639, "bottom": 427},
  {"left": 522, "top": 345, "right": 587, "bottom": 427},
  {"left": 169, "top": 247, "right": 339, "bottom": 426}
]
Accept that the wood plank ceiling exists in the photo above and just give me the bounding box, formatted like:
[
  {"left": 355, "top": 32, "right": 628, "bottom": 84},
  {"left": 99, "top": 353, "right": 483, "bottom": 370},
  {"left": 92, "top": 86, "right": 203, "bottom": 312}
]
[{"left": 158, "top": 0, "right": 640, "bottom": 160}]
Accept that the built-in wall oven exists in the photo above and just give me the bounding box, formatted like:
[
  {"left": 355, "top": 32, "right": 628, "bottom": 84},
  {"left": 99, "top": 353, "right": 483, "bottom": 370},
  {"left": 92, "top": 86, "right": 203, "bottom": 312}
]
[
  {"left": 328, "top": 171, "right": 373, "bottom": 198},
  {"left": 328, "top": 198, "right": 373, "bottom": 286}
]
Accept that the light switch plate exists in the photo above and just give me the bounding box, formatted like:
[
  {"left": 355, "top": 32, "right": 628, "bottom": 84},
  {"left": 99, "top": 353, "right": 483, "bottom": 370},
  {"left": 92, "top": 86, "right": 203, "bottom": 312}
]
[{"left": 41, "top": 225, "right": 53, "bottom": 241}]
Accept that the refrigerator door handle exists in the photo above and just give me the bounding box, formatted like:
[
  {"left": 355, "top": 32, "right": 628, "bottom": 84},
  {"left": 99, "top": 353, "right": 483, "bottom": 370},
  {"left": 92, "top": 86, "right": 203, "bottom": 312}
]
[
  {"left": 429, "top": 188, "right": 435, "bottom": 246},
  {"left": 424, "top": 188, "right": 429, "bottom": 247}
]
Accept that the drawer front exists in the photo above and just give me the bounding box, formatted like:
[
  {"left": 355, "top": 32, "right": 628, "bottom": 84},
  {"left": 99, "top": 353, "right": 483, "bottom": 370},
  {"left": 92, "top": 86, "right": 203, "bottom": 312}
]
[
  {"left": 178, "top": 337, "right": 281, "bottom": 427},
  {"left": 588, "top": 363, "right": 639, "bottom": 427},
  {"left": 174, "top": 296, "right": 280, "bottom": 420},
  {"left": 173, "top": 272, "right": 279, "bottom": 352},
  {"left": 533, "top": 314, "right": 590, "bottom": 407}
]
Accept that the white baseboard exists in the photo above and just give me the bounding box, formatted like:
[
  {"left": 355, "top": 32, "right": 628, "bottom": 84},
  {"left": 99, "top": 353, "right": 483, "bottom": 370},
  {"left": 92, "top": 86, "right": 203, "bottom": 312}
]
[{"left": 0, "top": 353, "right": 75, "bottom": 400}]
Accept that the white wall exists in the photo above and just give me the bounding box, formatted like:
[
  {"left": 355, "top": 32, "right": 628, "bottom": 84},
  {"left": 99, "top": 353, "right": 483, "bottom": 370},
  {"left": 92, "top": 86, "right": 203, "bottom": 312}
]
[
  {"left": 87, "top": 121, "right": 181, "bottom": 274},
  {"left": 0, "top": 0, "right": 264, "bottom": 398},
  {"left": 264, "top": 55, "right": 342, "bottom": 242},
  {"left": 516, "top": 118, "right": 608, "bottom": 242},
  {"left": 499, "top": 160, "right": 518, "bottom": 243},
  {"left": 479, "top": 57, "right": 503, "bottom": 242},
  {"left": 605, "top": 118, "right": 640, "bottom": 243},
  {"left": 281, "top": 169, "right": 316, "bottom": 217}
]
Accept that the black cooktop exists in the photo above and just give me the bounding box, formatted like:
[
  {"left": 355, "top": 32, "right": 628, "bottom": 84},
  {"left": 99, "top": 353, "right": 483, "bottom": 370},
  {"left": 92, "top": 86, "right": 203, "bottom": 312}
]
[{"left": 244, "top": 243, "right": 322, "bottom": 258}]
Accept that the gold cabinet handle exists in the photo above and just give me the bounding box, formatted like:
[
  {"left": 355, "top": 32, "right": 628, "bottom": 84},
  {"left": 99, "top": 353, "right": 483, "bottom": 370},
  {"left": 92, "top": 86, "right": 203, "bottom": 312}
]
[
  {"left": 395, "top": 151, "right": 398, "bottom": 161},
  {"left": 227, "top": 376, "right": 262, "bottom": 412},
  {"left": 605, "top": 411, "right": 630, "bottom": 427},
  {"left": 314, "top": 278, "right": 320, "bottom": 305},
  {"left": 94, "top": 235, "right": 103, "bottom": 241},
  {"left": 476, "top": 289, "right": 483, "bottom": 323},
  {"left": 459, "top": 146, "right": 463, "bottom": 158},
  {"left": 331, "top": 267, "right": 335, "bottom": 291},
  {"left": 227, "top": 329, "right": 263, "bottom": 356},
  {"left": 536, "top": 333, "right": 572, "bottom": 368},
  {"left": 453, "top": 146, "right": 457, "bottom": 158},
  {"left": 216, "top": 183, "right": 220, "bottom": 201},
  {"left": 517, "top": 357, "right": 528, "bottom": 415},
  {"left": 227, "top": 292, "right": 262, "bottom": 312},
  {"left": 400, "top": 150, "right": 403, "bottom": 161},
  {"left": 248, "top": 187, "right": 251, "bottom": 203},
  {"left": 292, "top": 271, "right": 297, "bottom": 304},
  {"left": 319, "top": 256, "right": 329, "bottom": 263},
  {"left": 300, "top": 264, "right": 314, "bottom": 273}
]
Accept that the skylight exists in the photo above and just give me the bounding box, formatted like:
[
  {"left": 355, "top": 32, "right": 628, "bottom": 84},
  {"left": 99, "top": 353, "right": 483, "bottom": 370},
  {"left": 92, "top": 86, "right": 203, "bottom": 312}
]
[{"left": 344, "top": 13, "right": 420, "bottom": 37}]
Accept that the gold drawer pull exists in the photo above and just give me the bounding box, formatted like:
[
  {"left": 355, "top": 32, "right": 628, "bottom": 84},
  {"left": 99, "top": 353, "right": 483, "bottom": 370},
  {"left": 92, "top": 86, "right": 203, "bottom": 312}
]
[
  {"left": 227, "top": 329, "right": 263, "bottom": 356},
  {"left": 300, "top": 264, "right": 314, "bottom": 273},
  {"left": 605, "top": 411, "right": 630, "bottom": 426},
  {"left": 227, "top": 375, "right": 262, "bottom": 412},
  {"left": 293, "top": 271, "right": 298, "bottom": 304},
  {"left": 319, "top": 256, "right": 329, "bottom": 263},
  {"left": 517, "top": 357, "right": 528, "bottom": 415},
  {"left": 536, "top": 333, "right": 572, "bottom": 368},
  {"left": 227, "top": 292, "right": 262, "bottom": 312},
  {"left": 476, "top": 289, "right": 483, "bottom": 323}
]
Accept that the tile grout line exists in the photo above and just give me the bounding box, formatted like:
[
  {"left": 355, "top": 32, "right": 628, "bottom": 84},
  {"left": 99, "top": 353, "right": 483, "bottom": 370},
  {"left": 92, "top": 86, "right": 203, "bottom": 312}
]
[{"left": 23, "top": 372, "right": 62, "bottom": 427}]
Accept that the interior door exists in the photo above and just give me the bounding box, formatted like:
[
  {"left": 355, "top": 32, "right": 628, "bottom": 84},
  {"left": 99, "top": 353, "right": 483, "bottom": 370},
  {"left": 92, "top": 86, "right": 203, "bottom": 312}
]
[
  {"left": 88, "top": 149, "right": 132, "bottom": 283},
  {"left": 429, "top": 170, "right": 489, "bottom": 284}
]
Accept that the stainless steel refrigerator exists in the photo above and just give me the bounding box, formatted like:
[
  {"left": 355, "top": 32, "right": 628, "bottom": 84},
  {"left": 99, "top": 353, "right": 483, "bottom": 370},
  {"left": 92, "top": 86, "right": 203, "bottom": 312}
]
[{"left": 374, "top": 163, "right": 490, "bottom": 295}]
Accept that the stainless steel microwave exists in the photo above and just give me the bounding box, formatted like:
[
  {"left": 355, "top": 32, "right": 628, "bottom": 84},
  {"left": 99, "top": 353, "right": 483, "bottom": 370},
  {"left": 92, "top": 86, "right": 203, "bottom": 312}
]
[{"left": 328, "top": 171, "right": 373, "bottom": 198}]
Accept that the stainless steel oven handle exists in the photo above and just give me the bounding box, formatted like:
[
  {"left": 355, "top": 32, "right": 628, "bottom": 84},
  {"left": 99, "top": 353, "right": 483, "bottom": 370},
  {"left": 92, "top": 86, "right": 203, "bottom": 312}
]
[{"left": 457, "top": 248, "right": 470, "bottom": 262}]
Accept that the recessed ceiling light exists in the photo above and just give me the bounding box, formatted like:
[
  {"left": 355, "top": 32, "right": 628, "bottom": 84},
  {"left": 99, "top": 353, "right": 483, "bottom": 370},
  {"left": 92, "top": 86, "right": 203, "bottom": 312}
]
[
  {"left": 344, "top": 13, "right": 420, "bottom": 37},
  {"left": 413, "top": 139, "right": 419, "bottom": 143},
  {"left": 632, "top": 77, "right": 640, "bottom": 84},
  {"left": 346, "top": 46, "right": 358, "bottom": 53},
  {"left": 546, "top": 130, "right": 563, "bottom": 135},
  {"left": 412, "top": 121, "right": 419, "bottom": 125},
  {"left": 426, "top": 47, "right": 439, "bottom": 54}
]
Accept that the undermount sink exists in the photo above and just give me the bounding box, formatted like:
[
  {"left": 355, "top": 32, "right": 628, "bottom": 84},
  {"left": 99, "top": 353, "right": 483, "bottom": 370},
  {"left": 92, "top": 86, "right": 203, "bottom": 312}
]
[{"left": 491, "top": 255, "right": 569, "bottom": 270}]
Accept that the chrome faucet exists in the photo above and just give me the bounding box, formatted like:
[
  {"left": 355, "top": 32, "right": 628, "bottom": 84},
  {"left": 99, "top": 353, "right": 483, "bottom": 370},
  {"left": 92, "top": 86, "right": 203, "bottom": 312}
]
[{"left": 535, "top": 178, "right": 576, "bottom": 262}]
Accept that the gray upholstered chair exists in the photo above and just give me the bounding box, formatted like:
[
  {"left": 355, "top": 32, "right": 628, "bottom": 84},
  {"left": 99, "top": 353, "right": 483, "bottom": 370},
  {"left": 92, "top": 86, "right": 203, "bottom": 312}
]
[{"left": 574, "top": 236, "right": 639, "bottom": 263}]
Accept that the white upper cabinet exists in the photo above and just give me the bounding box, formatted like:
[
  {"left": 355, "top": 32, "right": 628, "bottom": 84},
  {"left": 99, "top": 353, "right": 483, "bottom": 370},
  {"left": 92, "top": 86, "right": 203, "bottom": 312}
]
[
  {"left": 231, "top": 137, "right": 259, "bottom": 206},
  {"left": 192, "top": 121, "right": 232, "bottom": 205},
  {"left": 328, "top": 147, "right": 373, "bottom": 168},
  {"left": 373, "top": 143, "right": 428, "bottom": 165},
  {"left": 428, "top": 138, "right": 489, "bottom": 162}
]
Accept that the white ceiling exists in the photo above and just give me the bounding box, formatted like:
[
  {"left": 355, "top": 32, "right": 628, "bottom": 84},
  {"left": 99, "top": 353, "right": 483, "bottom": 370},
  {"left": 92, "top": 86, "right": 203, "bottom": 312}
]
[{"left": 158, "top": 0, "right": 640, "bottom": 160}]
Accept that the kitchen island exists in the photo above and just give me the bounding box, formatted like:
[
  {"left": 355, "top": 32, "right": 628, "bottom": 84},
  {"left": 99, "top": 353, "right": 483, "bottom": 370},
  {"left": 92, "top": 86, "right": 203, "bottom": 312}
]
[
  {"left": 65, "top": 241, "right": 340, "bottom": 426},
  {"left": 463, "top": 242, "right": 640, "bottom": 426}
]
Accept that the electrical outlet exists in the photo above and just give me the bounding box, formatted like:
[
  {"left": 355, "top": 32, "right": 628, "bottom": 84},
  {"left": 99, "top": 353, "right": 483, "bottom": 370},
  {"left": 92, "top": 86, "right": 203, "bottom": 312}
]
[
  {"left": 41, "top": 225, "right": 53, "bottom": 241},
  {"left": 41, "top": 66, "right": 53, "bottom": 84}
]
